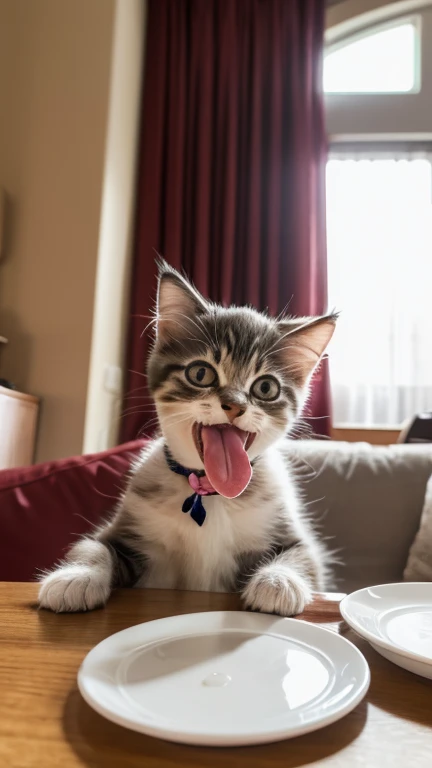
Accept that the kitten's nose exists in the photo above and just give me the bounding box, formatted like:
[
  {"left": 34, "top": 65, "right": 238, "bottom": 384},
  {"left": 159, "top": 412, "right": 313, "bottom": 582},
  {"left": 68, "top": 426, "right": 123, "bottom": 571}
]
[{"left": 221, "top": 403, "right": 245, "bottom": 423}]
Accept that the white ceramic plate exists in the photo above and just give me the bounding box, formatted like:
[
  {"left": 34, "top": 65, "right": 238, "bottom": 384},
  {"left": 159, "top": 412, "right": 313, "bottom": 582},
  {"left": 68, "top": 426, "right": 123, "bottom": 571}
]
[
  {"left": 341, "top": 583, "right": 432, "bottom": 679},
  {"left": 78, "top": 610, "right": 369, "bottom": 746}
]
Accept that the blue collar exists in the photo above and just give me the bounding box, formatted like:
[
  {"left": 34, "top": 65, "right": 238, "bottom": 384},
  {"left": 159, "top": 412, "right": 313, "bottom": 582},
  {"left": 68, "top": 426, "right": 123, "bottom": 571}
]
[{"left": 164, "top": 445, "right": 216, "bottom": 527}]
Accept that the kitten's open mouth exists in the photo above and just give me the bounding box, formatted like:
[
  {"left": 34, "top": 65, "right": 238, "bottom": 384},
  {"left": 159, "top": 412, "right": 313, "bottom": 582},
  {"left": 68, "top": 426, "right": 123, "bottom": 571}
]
[{"left": 192, "top": 423, "right": 255, "bottom": 499}]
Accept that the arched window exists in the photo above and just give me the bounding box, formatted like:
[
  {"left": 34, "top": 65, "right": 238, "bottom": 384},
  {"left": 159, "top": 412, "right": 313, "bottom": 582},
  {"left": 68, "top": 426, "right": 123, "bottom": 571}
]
[
  {"left": 325, "top": 8, "right": 432, "bottom": 427},
  {"left": 324, "top": 19, "right": 419, "bottom": 93}
]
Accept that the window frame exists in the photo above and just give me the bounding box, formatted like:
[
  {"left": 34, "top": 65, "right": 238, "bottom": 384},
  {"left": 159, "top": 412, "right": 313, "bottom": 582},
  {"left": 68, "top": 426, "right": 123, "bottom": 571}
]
[
  {"left": 328, "top": 138, "right": 432, "bottom": 157},
  {"left": 324, "top": 14, "right": 422, "bottom": 95}
]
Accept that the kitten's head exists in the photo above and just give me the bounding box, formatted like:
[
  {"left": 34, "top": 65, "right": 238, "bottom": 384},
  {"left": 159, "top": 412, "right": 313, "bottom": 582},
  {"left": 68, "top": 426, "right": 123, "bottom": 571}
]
[{"left": 147, "top": 262, "right": 336, "bottom": 497}]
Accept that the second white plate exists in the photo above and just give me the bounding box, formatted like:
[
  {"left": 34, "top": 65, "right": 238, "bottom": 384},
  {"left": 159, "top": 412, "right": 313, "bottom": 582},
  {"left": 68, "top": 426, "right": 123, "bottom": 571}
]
[
  {"left": 341, "top": 583, "right": 432, "bottom": 679},
  {"left": 78, "top": 610, "right": 369, "bottom": 746}
]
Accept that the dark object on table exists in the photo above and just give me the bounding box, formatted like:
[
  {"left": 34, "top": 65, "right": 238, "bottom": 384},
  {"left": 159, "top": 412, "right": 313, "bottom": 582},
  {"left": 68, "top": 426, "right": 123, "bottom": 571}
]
[
  {"left": 0, "top": 378, "right": 17, "bottom": 390},
  {"left": 399, "top": 413, "right": 432, "bottom": 443}
]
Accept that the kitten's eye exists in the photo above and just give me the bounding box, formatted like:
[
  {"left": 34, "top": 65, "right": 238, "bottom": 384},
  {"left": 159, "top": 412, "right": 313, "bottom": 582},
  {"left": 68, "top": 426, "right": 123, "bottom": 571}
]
[
  {"left": 185, "top": 361, "right": 218, "bottom": 388},
  {"left": 251, "top": 375, "right": 280, "bottom": 401}
]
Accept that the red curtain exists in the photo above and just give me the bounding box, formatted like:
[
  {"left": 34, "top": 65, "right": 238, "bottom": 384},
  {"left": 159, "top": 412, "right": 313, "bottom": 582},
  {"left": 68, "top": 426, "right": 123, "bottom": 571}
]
[{"left": 121, "top": 0, "right": 329, "bottom": 442}]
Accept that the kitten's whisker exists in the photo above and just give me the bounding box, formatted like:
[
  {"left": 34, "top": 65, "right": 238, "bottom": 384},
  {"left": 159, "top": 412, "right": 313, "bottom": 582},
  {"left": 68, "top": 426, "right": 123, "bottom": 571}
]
[
  {"left": 119, "top": 413, "right": 157, "bottom": 424},
  {"left": 262, "top": 354, "right": 306, "bottom": 376},
  {"left": 264, "top": 327, "right": 307, "bottom": 356},
  {"left": 275, "top": 298, "right": 294, "bottom": 322},
  {"left": 137, "top": 427, "right": 160, "bottom": 439},
  {"left": 165, "top": 417, "right": 194, "bottom": 428},
  {"left": 162, "top": 323, "right": 198, "bottom": 354},
  {"left": 158, "top": 405, "right": 193, "bottom": 421},
  {"left": 123, "top": 385, "right": 152, "bottom": 398},
  {"left": 140, "top": 317, "right": 158, "bottom": 339},
  {"left": 159, "top": 415, "right": 195, "bottom": 431},
  {"left": 159, "top": 316, "right": 206, "bottom": 348},
  {"left": 122, "top": 393, "right": 155, "bottom": 402},
  {"left": 120, "top": 404, "right": 156, "bottom": 414},
  {"left": 161, "top": 408, "right": 190, "bottom": 420},
  {"left": 177, "top": 312, "right": 215, "bottom": 349},
  {"left": 128, "top": 369, "right": 149, "bottom": 380},
  {"left": 212, "top": 309, "right": 220, "bottom": 353},
  {"left": 120, "top": 405, "right": 157, "bottom": 417},
  {"left": 298, "top": 415, "right": 330, "bottom": 421}
]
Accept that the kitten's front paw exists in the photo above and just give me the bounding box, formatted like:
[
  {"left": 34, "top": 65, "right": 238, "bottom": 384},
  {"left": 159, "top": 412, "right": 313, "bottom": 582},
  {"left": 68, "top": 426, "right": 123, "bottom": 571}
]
[
  {"left": 242, "top": 565, "right": 312, "bottom": 617},
  {"left": 38, "top": 565, "right": 111, "bottom": 613}
]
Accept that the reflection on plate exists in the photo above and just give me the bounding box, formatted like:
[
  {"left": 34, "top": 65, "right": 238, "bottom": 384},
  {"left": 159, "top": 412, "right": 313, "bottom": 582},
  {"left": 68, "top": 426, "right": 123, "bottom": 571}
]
[
  {"left": 341, "top": 583, "right": 432, "bottom": 679},
  {"left": 385, "top": 610, "right": 432, "bottom": 658},
  {"left": 78, "top": 610, "right": 369, "bottom": 746}
]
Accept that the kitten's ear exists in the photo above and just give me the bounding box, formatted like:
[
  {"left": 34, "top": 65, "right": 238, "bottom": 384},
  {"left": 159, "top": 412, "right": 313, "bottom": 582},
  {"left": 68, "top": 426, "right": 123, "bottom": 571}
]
[
  {"left": 156, "top": 260, "right": 208, "bottom": 342},
  {"left": 277, "top": 314, "right": 337, "bottom": 386}
]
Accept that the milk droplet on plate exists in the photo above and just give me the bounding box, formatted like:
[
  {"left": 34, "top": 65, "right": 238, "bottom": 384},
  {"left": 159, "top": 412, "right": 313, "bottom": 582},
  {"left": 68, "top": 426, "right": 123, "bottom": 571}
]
[{"left": 202, "top": 672, "right": 232, "bottom": 687}]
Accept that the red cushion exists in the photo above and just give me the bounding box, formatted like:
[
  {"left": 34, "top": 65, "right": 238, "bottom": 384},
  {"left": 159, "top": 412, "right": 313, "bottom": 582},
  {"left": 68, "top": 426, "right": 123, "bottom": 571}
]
[{"left": 0, "top": 440, "right": 146, "bottom": 581}]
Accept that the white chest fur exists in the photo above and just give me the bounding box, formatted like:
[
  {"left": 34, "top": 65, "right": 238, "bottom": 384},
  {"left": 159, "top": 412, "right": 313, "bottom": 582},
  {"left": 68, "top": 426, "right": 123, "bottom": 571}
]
[{"left": 134, "top": 494, "right": 273, "bottom": 591}]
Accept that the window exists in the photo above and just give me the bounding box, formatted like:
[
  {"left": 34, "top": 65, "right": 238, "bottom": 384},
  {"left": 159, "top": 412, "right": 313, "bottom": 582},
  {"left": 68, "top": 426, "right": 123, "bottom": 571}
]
[
  {"left": 325, "top": 6, "right": 432, "bottom": 426},
  {"left": 324, "top": 19, "right": 419, "bottom": 93},
  {"left": 326, "top": 153, "right": 432, "bottom": 426}
]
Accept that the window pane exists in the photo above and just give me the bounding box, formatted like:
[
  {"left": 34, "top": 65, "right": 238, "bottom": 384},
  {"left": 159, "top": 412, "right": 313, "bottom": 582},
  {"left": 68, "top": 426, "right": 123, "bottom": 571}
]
[
  {"left": 326, "top": 155, "right": 432, "bottom": 425},
  {"left": 324, "top": 22, "right": 417, "bottom": 93}
]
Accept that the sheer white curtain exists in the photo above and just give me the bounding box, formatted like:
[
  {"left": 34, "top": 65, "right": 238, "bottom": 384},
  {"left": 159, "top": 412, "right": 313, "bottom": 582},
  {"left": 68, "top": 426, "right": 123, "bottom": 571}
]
[{"left": 326, "top": 153, "right": 432, "bottom": 426}]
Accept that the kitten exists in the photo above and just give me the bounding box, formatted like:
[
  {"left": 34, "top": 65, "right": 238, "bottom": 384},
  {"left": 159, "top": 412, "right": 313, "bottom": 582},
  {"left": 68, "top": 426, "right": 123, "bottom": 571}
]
[{"left": 38, "top": 262, "right": 336, "bottom": 615}]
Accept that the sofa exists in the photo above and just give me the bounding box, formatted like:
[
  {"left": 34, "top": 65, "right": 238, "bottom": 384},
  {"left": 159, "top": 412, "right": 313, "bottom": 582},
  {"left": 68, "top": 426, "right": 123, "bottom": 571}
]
[{"left": 1, "top": 439, "right": 432, "bottom": 591}]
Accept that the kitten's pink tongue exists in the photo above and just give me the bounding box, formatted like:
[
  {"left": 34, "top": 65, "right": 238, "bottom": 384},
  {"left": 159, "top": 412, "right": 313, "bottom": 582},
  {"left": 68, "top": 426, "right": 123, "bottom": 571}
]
[{"left": 201, "top": 425, "right": 252, "bottom": 498}]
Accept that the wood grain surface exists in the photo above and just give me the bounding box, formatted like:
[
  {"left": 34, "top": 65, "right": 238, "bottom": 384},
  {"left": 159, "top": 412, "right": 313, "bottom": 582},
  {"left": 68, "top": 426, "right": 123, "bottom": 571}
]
[{"left": 1, "top": 584, "right": 431, "bottom": 768}]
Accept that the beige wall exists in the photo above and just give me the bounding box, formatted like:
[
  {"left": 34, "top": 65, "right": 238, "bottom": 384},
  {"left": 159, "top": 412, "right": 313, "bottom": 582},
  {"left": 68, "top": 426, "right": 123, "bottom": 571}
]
[
  {"left": 83, "top": 0, "right": 147, "bottom": 455},
  {"left": 0, "top": 0, "right": 116, "bottom": 461}
]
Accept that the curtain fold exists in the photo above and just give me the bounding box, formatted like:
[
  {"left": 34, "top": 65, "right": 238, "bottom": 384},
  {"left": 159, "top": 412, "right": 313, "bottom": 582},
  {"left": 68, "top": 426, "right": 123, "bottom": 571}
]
[{"left": 121, "top": 0, "right": 329, "bottom": 442}]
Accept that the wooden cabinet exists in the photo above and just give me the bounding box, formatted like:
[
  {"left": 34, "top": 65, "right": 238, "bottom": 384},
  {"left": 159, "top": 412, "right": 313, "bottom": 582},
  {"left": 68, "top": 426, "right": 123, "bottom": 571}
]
[{"left": 0, "top": 386, "right": 39, "bottom": 469}]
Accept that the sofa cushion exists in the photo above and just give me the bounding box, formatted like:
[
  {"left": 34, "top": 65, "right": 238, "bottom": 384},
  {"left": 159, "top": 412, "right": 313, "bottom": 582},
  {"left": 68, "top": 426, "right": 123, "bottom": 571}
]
[
  {"left": 0, "top": 440, "right": 146, "bottom": 581},
  {"left": 404, "top": 473, "right": 432, "bottom": 581},
  {"left": 284, "top": 441, "right": 432, "bottom": 592}
]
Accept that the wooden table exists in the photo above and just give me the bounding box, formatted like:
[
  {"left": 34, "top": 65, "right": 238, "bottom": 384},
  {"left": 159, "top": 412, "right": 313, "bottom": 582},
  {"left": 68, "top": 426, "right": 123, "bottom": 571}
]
[{"left": 1, "top": 585, "right": 432, "bottom": 768}]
